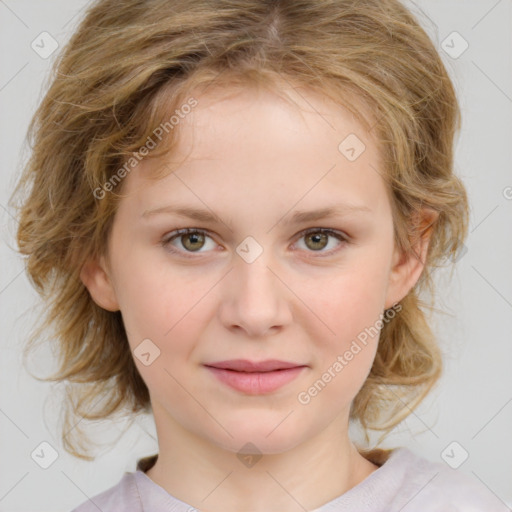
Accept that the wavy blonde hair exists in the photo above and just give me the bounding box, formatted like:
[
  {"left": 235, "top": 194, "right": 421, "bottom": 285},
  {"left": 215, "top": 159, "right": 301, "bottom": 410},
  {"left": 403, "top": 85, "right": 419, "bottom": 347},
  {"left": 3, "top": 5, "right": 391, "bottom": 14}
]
[{"left": 11, "top": 0, "right": 469, "bottom": 460}]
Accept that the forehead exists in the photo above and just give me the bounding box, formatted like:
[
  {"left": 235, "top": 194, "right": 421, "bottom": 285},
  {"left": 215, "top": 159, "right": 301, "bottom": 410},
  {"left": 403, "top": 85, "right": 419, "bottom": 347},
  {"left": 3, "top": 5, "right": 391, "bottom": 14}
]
[
  {"left": 119, "top": 82, "right": 391, "bottom": 221},
  {"left": 178, "top": 82, "right": 375, "bottom": 159}
]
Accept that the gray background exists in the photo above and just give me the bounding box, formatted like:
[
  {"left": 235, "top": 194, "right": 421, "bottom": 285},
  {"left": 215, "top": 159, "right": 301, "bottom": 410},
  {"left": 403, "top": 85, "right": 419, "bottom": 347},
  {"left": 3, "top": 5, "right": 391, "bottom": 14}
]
[{"left": 1, "top": 0, "right": 511, "bottom": 510}]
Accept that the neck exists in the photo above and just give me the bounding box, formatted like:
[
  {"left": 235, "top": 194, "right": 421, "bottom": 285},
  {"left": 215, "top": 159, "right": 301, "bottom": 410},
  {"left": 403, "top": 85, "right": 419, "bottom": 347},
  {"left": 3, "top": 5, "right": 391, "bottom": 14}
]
[{"left": 144, "top": 408, "right": 379, "bottom": 512}]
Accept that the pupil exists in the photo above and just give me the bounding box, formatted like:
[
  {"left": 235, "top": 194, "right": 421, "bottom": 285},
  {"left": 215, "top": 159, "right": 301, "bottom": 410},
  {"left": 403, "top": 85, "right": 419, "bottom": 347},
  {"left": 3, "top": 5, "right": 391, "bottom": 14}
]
[
  {"left": 184, "top": 232, "right": 204, "bottom": 250},
  {"left": 308, "top": 232, "right": 327, "bottom": 250}
]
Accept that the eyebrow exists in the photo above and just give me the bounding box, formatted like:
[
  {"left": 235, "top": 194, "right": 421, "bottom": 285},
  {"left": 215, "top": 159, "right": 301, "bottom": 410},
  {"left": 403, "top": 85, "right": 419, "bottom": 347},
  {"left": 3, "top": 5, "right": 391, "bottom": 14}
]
[{"left": 141, "top": 203, "right": 372, "bottom": 228}]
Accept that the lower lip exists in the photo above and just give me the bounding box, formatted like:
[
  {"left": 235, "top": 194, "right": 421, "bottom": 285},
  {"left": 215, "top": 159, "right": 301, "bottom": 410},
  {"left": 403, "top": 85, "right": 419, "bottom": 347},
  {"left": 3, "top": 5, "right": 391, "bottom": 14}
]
[{"left": 205, "top": 366, "right": 306, "bottom": 394}]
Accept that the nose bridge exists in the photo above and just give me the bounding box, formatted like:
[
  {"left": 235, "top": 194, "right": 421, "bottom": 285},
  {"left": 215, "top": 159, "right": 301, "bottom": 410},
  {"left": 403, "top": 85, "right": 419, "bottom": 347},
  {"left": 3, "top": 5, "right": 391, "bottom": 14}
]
[
  {"left": 238, "top": 248, "right": 278, "bottom": 299},
  {"left": 219, "top": 240, "right": 291, "bottom": 336}
]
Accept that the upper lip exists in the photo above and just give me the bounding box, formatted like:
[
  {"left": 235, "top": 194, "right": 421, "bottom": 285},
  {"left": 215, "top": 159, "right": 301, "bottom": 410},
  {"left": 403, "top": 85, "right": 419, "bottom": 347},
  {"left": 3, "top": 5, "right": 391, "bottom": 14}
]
[{"left": 204, "top": 359, "right": 306, "bottom": 372}]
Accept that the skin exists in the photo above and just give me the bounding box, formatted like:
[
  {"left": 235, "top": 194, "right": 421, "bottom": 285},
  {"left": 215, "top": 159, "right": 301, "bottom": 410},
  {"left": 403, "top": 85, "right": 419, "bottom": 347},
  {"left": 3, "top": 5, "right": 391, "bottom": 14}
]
[{"left": 81, "top": 81, "right": 437, "bottom": 512}]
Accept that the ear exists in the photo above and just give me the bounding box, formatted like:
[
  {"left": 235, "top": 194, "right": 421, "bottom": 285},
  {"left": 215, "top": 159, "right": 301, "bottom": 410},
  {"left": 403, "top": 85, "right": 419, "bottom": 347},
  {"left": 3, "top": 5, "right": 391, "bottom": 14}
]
[
  {"left": 384, "top": 208, "right": 438, "bottom": 309},
  {"left": 80, "top": 255, "right": 120, "bottom": 311}
]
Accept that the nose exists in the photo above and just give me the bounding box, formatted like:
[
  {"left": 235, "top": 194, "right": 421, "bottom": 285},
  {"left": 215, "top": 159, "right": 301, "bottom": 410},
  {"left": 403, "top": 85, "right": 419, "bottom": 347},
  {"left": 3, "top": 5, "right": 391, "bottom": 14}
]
[{"left": 217, "top": 250, "right": 293, "bottom": 338}]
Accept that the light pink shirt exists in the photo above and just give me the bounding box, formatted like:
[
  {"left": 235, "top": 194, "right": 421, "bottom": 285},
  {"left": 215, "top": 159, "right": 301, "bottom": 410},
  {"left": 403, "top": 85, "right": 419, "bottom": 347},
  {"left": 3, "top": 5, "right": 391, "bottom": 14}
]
[{"left": 70, "top": 447, "right": 510, "bottom": 511}]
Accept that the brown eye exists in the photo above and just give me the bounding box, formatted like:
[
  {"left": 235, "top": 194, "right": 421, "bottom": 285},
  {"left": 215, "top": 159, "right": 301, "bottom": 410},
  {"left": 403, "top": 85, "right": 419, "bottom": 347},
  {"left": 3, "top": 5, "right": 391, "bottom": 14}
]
[
  {"left": 295, "top": 228, "right": 348, "bottom": 255},
  {"left": 162, "top": 227, "right": 348, "bottom": 259},
  {"left": 181, "top": 231, "right": 205, "bottom": 251},
  {"left": 162, "top": 228, "right": 215, "bottom": 256},
  {"left": 304, "top": 232, "right": 329, "bottom": 251}
]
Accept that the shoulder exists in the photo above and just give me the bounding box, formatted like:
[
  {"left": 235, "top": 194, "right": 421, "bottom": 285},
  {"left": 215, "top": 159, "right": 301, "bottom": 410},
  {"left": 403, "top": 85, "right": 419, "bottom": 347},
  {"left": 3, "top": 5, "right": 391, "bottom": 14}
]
[
  {"left": 70, "top": 472, "right": 141, "bottom": 512},
  {"left": 384, "top": 447, "right": 510, "bottom": 512}
]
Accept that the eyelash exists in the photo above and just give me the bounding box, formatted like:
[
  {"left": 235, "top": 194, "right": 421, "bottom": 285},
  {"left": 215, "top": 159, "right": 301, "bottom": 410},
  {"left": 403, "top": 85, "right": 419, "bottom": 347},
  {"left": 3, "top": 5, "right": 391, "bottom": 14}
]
[{"left": 161, "top": 227, "right": 349, "bottom": 259}]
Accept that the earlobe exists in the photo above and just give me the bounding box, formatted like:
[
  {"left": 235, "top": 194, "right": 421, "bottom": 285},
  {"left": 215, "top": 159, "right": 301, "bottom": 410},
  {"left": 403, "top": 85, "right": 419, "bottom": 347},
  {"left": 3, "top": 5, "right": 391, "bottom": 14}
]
[
  {"left": 384, "top": 208, "right": 438, "bottom": 309},
  {"left": 80, "top": 256, "right": 120, "bottom": 312}
]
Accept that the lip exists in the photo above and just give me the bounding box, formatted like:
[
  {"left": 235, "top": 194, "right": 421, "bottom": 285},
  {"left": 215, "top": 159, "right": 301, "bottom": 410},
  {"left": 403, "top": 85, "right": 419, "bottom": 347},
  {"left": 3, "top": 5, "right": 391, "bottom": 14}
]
[
  {"left": 205, "top": 359, "right": 304, "bottom": 372},
  {"left": 204, "top": 359, "right": 307, "bottom": 395}
]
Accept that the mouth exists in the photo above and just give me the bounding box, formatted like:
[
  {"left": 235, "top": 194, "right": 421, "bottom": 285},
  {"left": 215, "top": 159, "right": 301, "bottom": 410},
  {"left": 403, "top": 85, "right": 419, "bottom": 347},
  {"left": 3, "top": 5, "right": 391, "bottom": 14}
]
[
  {"left": 204, "top": 359, "right": 305, "bottom": 372},
  {"left": 203, "top": 359, "right": 308, "bottom": 394}
]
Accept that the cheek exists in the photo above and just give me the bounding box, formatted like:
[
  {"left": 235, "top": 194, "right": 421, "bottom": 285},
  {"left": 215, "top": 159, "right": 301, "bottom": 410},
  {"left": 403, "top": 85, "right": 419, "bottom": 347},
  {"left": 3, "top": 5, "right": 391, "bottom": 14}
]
[
  {"left": 112, "top": 251, "right": 216, "bottom": 373},
  {"left": 294, "top": 255, "right": 389, "bottom": 403},
  {"left": 303, "top": 262, "right": 390, "bottom": 344},
  {"left": 115, "top": 265, "right": 208, "bottom": 402},
  {"left": 297, "top": 275, "right": 382, "bottom": 413},
  {"left": 111, "top": 243, "right": 191, "bottom": 334}
]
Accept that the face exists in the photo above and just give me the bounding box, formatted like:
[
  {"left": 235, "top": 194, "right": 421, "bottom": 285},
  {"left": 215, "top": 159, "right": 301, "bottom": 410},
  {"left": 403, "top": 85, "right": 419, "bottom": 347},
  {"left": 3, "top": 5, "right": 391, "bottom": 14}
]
[{"left": 83, "top": 82, "right": 427, "bottom": 456}]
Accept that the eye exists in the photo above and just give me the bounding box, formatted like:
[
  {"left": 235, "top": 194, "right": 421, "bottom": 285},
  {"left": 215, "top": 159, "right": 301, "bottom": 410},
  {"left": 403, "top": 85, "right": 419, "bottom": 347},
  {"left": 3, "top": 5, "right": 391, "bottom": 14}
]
[
  {"left": 162, "top": 227, "right": 348, "bottom": 258},
  {"left": 162, "top": 228, "right": 217, "bottom": 256},
  {"left": 293, "top": 228, "right": 348, "bottom": 255}
]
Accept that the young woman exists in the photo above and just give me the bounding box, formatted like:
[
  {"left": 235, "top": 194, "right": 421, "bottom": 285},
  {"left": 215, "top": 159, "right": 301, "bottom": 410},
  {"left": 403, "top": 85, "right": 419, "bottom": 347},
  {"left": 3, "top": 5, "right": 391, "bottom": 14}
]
[{"left": 12, "top": 0, "right": 506, "bottom": 510}]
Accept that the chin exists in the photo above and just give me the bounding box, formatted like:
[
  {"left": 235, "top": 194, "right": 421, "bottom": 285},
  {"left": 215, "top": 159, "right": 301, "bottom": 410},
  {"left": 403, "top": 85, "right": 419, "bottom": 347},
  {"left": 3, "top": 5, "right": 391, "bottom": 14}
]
[{"left": 207, "top": 419, "right": 307, "bottom": 456}]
